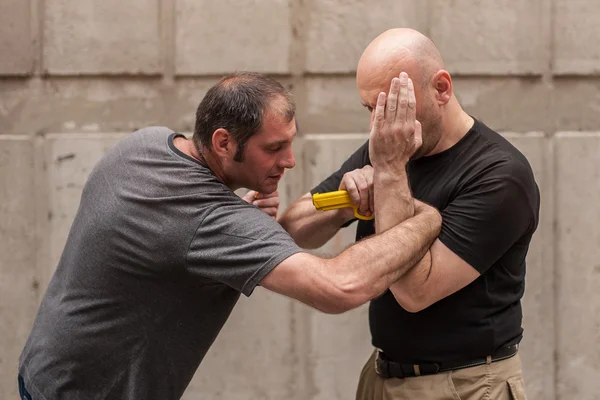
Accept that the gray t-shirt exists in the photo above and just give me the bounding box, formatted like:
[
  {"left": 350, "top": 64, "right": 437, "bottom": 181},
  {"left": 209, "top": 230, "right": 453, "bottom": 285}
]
[{"left": 19, "top": 126, "right": 302, "bottom": 400}]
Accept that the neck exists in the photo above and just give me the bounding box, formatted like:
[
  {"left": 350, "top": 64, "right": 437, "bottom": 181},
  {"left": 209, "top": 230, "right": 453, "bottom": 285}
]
[
  {"left": 173, "top": 137, "right": 233, "bottom": 188},
  {"left": 426, "top": 96, "right": 474, "bottom": 156}
]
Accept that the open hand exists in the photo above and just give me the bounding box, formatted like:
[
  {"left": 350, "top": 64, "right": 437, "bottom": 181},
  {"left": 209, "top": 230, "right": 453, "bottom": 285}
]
[{"left": 369, "top": 72, "right": 422, "bottom": 172}]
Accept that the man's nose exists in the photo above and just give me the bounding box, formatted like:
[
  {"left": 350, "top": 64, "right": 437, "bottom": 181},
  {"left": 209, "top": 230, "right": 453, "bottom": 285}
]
[{"left": 280, "top": 147, "right": 296, "bottom": 169}]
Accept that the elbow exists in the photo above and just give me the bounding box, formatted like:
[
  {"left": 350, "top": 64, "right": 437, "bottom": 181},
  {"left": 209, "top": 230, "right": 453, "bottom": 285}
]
[
  {"left": 313, "top": 272, "right": 373, "bottom": 314},
  {"left": 390, "top": 288, "right": 430, "bottom": 313},
  {"left": 324, "top": 272, "right": 380, "bottom": 314}
]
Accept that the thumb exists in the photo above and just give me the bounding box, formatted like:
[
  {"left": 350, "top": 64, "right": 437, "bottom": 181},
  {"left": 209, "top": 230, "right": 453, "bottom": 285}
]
[{"left": 241, "top": 190, "right": 258, "bottom": 204}]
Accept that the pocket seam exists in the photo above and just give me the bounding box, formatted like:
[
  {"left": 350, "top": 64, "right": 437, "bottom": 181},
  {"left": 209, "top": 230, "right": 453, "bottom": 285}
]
[
  {"left": 506, "top": 376, "right": 527, "bottom": 400},
  {"left": 447, "top": 372, "right": 462, "bottom": 400}
]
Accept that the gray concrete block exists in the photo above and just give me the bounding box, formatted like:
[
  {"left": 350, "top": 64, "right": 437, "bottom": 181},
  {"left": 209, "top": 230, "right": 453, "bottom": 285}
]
[
  {"left": 304, "top": 77, "right": 371, "bottom": 134},
  {"left": 43, "top": 133, "right": 127, "bottom": 288},
  {"left": 175, "top": 0, "right": 291, "bottom": 75},
  {"left": 0, "top": 0, "right": 33, "bottom": 75},
  {"left": 305, "top": 1, "right": 427, "bottom": 73},
  {"left": 554, "top": 1, "right": 600, "bottom": 74},
  {"left": 44, "top": 0, "right": 160, "bottom": 74},
  {"left": 0, "top": 136, "right": 37, "bottom": 399},
  {"left": 430, "top": 0, "right": 546, "bottom": 75},
  {"left": 453, "top": 79, "right": 553, "bottom": 134},
  {"left": 504, "top": 133, "right": 555, "bottom": 400},
  {"left": 555, "top": 132, "right": 600, "bottom": 400},
  {"left": 302, "top": 134, "right": 372, "bottom": 400},
  {"left": 184, "top": 291, "right": 300, "bottom": 400}
]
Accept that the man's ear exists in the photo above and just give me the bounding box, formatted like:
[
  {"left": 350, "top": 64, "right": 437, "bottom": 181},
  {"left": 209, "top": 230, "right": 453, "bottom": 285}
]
[
  {"left": 211, "top": 128, "right": 235, "bottom": 158},
  {"left": 433, "top": 70, "right": 453, "bottom": 106}
]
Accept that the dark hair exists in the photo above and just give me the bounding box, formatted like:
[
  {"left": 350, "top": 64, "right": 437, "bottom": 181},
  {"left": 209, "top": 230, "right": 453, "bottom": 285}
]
[{"left": 193, "top": 72, "right": 295, "bottom": 162}]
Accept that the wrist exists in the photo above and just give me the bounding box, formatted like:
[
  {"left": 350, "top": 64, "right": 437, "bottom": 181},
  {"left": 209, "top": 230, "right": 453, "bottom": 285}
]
[
  {"left": 374, "top": 167, "right": 408, "bottom": 186},
  {"left": 335, "top": 206, "right": 356, "bottom": 224}
]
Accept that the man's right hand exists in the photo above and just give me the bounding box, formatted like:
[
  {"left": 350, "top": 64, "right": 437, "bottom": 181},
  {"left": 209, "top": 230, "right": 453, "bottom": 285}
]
[
  {"left": 339, "top": 165, "right": 374, "bottom": 219},
  {"left": 369, "top": 72, "right": 422, "bottom": 172}
]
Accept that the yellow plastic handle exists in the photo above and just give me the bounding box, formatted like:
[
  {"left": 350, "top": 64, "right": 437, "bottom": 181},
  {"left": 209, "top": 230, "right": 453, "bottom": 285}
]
[{"left": 312, "top": 190, "right": 374, "bottom": 221}]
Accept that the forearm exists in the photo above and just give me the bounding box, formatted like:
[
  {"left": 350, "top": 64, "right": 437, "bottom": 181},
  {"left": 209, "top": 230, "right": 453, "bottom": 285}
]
[
  {"left": 278, "top": 193, "right": 353, "bottom": 249},
  {"left": 389, "top": 249, "right": 432, "bottom": 307},
  {"left": 331, "top": 204, "right": 441, "bottom": 306},
  {"left": 374, "top": 169, "right": 415, "bottom": 233}
]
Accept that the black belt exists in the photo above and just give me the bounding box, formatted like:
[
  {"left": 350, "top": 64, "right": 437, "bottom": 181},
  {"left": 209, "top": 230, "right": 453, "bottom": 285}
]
[{"left": 374, "top": 344, "right": 519, "bottom": 379}]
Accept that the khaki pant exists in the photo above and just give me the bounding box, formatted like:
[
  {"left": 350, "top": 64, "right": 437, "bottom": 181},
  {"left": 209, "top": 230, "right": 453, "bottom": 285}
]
[{"left": 356, "top": 350, "right": 528, "bottom": 400}]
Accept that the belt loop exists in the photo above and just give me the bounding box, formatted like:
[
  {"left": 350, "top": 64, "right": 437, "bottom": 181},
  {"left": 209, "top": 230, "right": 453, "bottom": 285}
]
[
  {"left": 413, "top": 365, "right": 421, "bottom": 376},
  {"left": 486, "top": 355, "right": 492, "bottom": 365}
]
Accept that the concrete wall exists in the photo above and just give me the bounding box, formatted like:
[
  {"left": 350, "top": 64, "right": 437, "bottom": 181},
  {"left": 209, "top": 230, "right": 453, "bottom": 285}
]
[{"left": 1, "top": 1, "right": 598, "bottom": 399}]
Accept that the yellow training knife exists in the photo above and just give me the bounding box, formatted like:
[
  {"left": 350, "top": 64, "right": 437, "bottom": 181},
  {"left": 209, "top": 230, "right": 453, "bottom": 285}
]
[{"left": 312, "top": 190, "right": 374, "bottom": 220}]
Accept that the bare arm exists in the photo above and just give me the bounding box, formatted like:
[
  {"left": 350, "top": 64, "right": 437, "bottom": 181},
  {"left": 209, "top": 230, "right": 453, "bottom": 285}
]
[
  {"left": 388, "top": 238, "right": 479, "bottom": 312},
  {"left": 368, "top": 74, "right": 479, "bottom": 312},
  {"left": 278, "top": 192, "right": 353, "bottom": 249},
  {"left": 264, "top": 74, "right": 443, "bottom": 314},
  {"left": 262, "top": 203, "right": 441, "bottom": 314}
]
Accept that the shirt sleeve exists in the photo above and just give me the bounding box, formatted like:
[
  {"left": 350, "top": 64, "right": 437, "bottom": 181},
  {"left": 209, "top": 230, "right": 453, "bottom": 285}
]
[
  {"left": 438, "top": 163, "right": 539, "bottom": 274},
  {"left": 186, "top": 199, "right": 303, "bottom": 297}
]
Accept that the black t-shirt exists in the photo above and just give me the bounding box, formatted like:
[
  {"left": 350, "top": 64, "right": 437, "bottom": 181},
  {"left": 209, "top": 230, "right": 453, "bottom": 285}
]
[{"left": 311, "top": 119, "right": 540, "bottom": 364}]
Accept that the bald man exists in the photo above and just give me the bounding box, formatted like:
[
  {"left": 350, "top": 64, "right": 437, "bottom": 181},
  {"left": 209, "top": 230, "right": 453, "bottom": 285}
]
[{"left": 280, "top": 29, "right": 539, "bottom": 399}]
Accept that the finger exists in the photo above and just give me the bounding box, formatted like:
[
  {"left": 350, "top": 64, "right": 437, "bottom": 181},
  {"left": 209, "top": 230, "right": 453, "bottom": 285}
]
[
  {"left": 262, "top": 207, "right": 278, "bottom": 218},
  {"left": 407, "top": 78, "right": 417, "bottom": 126},
  {"left": 414, "top": 120, "right": 423, "bottom": 152},
  {"left": 342, "top": 174, "right": 361, "bottom": 207},
  {"left": 385, "top": 78, "right": 400, "bottom": 127},
  {"left": 365, "top": 166, "right": 375, "bottom": 213},
  {"left": 354, "top": 171, "right": 370, "bottom": 214},
  {"left": 253, "top": 197, "right": 280, "bottom": 208},
  {"left": 397, "top": 72, "right": 409, "bottom": 122},
  {"left": 242, "top": 190, "right": 257, "bottom": 203},
  {"left": 371, "top": 92, "right": 387, "bottom": 134}
]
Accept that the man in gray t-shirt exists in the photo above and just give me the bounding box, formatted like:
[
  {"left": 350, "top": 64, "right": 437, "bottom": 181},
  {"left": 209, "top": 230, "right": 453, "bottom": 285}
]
[{"left": 19, "top": 72, "right": 441, "bottom": 399}]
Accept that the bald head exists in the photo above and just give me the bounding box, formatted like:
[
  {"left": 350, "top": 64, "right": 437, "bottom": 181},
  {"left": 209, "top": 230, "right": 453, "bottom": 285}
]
[
  {"left": 357, "top": 28, "right": 444, "bottom": 92},
  {"left": 356, "top": 29, "right": 460, "bottom": 157}
]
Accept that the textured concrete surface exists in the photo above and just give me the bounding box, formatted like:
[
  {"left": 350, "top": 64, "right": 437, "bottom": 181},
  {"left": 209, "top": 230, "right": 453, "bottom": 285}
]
[
  {"left": 304, "top": 77, "right": 371, "bottom": 134},
  {"left": 0, "top": 0, "right": 32, "bottom": 75},
  {"left": 305, "top": 0, "right": 427, "bottom": 73},
  {"left": 430, "top": 0, "right": 547, "bottom": 75},
  {"left": 0, "top": 137, "right": 38, "bottom": 399},
  {"left": 555, "top": 133, "right": 600, "bottom": 400},
  {"left": 1, "top": 1, "right": 600, "bottom": 399},
  {"left": 303, "top": 134, "right": 372, "bottom": 400},
  {"left": 505, "top": 133, "right": 555, "bottom": 400},
  {"left": 554, "top": 0, "right": 600, "bottom": 74},
  {"left": 176, "top": 0, "right": 292, "bottom": 75},
  {"left": 44, "top": 0, "right": 160, "bottom": 74},
  {"left": 187, "top": 291, "right": 301, "bottom": 400}
]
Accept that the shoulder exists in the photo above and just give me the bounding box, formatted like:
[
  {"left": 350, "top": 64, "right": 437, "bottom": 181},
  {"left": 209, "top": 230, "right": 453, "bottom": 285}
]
[
  {"left": 201, "top": 192, "right": 294, "bottom": 240},
  {"left": 469, "top": 120, "right": 537, "bottom": 189}
]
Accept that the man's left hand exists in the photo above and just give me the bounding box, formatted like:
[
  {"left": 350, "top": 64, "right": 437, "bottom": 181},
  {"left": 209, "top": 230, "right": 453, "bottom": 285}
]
[{"left": 242, "top": 190, "right": 280, "bottom": 219}]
